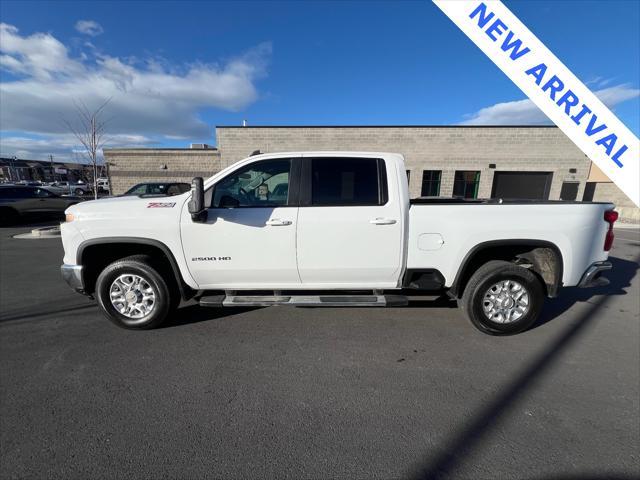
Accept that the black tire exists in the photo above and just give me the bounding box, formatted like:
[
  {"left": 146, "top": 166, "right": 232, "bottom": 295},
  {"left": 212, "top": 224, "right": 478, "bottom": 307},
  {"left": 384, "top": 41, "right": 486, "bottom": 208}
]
[
  {"left": 95, "top": 255, "right": 177, "bottom": 329},
  {"left": 458, "top": 260, "right": 544, "bottom": 335},
  {"left": 74, "top": 188, "right": 85, "bottom": 196},
  {"left": 0, "top": 207, "right": 20, "bottom": 225}
]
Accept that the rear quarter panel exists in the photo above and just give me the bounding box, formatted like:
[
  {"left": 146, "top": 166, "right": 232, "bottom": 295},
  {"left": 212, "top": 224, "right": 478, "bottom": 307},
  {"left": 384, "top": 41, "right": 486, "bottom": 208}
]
[{"left": 407, "top": 203, "right": 614, "bottom": 287}]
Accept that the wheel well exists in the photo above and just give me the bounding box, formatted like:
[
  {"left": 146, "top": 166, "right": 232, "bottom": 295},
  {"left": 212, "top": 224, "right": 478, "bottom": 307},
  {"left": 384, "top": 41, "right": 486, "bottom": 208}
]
[
  {"left": 79, "top": 241, "right": 193, "bottom": 299},
  {"left": 451, "top": 242, "right": 563, "bottom": 298}
]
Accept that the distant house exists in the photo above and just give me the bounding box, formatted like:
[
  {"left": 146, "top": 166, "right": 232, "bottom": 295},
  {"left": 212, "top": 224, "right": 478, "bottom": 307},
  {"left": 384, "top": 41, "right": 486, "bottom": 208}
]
[{"left": 0, "top": 157, "right": 104, "bottom": 183}]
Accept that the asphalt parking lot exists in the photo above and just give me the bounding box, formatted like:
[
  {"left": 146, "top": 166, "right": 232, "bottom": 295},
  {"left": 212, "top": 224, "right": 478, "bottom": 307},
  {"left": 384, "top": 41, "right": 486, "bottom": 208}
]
[{"left": 1, "top": 222, "right": 638, "bottom": 480}]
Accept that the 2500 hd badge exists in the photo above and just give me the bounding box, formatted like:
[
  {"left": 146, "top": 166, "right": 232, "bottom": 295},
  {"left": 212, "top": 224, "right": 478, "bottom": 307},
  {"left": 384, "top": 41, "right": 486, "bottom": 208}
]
[{"left": 192, "top": 256, "right": 232, "bottom": 261}]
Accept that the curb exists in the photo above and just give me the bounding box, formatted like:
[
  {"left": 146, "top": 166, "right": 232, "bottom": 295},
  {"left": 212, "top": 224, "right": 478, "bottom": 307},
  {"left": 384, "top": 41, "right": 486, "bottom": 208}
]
[
  {"left": 13, "top": 226, "right": 61, "bottom": 240},
  {"left": 615, "top": 223, "right": 640, "bottom": 231}
]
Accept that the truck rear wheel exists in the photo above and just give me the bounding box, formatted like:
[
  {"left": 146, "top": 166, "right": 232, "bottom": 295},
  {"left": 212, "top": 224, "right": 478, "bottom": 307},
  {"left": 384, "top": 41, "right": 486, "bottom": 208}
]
[
  {"left": 95, "top": 255, "right": 177, "bottom": 329},
  {"left": 459, "top": 260, "right": 544, "bottom": 335}
]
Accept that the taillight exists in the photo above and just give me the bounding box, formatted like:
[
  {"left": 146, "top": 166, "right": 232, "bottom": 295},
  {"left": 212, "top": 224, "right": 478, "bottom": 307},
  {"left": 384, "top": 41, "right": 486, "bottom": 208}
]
[
  {"left": 603, "top": 209, "right": 618, "bottom": 251},
  {"left": 604, "top": 210, "right": 618, "bottom": 224}
]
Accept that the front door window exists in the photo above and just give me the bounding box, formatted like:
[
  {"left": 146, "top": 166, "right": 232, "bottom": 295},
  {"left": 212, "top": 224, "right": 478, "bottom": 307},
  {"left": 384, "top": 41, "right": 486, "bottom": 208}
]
[{"left": 212, "top": 159, "right": 291, "bottom": 208}]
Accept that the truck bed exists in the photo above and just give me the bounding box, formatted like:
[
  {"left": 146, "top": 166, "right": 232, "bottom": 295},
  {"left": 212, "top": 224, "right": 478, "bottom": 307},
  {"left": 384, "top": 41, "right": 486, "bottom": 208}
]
[
  {"left": 410, "top": 197, "right": 612, "bottom": 205},
  {"left": 407, "top": 200, "right": 614, "bottom": 288}
]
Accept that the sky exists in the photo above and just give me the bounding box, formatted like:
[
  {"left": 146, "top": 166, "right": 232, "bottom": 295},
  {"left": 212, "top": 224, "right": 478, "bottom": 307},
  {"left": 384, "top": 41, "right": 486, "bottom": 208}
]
[{"left": 0, "top": 0, "right": 639, "bottom": 162}]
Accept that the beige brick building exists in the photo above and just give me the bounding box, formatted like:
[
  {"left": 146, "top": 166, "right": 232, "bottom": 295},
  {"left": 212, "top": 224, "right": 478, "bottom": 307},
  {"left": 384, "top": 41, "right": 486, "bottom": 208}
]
[
  {"left": 104, "top": 126, "right": 638, "bottom": 223},
  {"left": 216, "top": 126, "right": 590, "bottom": 200},
  {"left": 104, "top": 146, "right": 221, "bottom": 195}
]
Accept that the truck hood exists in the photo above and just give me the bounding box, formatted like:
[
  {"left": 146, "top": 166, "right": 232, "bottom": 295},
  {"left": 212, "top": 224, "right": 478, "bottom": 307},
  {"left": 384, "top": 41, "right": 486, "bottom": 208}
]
[{"left": 66, "top": 193, "right": 188, "bottom": 219}]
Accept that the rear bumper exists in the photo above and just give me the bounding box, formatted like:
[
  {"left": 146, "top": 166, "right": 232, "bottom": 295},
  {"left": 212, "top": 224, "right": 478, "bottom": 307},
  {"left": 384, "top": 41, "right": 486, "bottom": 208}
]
[
  {"left": 61, "top": 264, "right": 85, "bottom": 294},
  {"left": 578, "top": 261, "right": 612, "bottom": 288}
]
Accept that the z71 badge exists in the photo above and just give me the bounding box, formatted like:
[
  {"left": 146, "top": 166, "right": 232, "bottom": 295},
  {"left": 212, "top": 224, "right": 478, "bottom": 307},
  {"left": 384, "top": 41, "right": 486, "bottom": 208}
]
[{"left": 147, "top": 202, "right": 176, "bottom": 208}]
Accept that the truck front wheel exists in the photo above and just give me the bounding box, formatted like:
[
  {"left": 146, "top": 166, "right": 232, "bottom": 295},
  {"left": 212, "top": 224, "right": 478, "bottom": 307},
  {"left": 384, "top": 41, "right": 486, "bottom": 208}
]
[
  {"left": 95, "top": 255, "right": 177, "bottom": 329},
  {"left": 459, "top": 260, "right": 544, "bottom": 335}
]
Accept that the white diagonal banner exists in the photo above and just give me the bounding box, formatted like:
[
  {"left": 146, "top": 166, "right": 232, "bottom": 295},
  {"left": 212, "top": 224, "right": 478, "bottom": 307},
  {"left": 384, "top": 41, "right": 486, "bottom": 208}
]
[{"left": 433, "top": 0, "right": 639, "bottom": 207}]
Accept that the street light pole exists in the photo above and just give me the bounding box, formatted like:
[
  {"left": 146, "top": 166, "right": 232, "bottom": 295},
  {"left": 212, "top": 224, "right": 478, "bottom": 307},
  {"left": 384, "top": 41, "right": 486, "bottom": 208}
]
[
  {"left": 49, "top": 154, "right": 55, "bottom": 182},
  {"left": 10, "top": 156, "right": 17, "bottom": 182}
]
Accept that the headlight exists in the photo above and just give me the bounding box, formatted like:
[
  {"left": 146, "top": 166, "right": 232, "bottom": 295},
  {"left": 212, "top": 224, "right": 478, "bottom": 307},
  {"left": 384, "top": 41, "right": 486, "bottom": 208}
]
[{"left": 65, "top": 213, "right": 75, "bottom": 222}]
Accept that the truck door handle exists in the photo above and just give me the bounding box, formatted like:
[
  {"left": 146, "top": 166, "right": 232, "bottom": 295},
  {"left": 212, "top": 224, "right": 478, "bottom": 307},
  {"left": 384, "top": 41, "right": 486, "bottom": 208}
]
[
  {"left": 369, "top": 218, "right": 397, "bottom": 225},
  {"left": 266, "top": 218, "right": 292, "bottom": 226}
]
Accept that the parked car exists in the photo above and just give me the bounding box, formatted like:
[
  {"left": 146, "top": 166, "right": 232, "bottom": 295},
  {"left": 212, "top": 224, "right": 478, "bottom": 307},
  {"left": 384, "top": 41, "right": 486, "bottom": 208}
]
[
  {"left": 123, "top": 182, "right": 190, "bottom": 197},
  {"left": 70, "top": 181, "right": 93, "bottom": 196},
  {"left": 0, "top": 185, "right": 84, "bottom": 224},
  {"left": 17, "top": 180, "right": 43, "bottom": 186},
  {"left": 47, "top": 181, "right": 93, "bottom": 196},
  {"left": 97, "top": 178, "right": 110, "bottom": 193},
  {"left": 46, "top": 182, "right": 72, "bottom": 195},
  {"left": 61, "top": 151, "right": 617, "bottom": 334}
]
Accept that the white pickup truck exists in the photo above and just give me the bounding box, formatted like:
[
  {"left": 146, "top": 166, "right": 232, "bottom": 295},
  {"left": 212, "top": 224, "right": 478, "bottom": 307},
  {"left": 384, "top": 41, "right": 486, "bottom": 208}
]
[{"left": 61, "top": 152, "right": 618, "bottom": 335}]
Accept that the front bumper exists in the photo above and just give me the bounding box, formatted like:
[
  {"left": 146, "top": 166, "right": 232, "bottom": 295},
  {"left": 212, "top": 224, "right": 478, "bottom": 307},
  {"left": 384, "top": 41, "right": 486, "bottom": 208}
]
[
  {"left": 578, "top": 261, "right": 612, "bottom": 288},
  {"left": 61, "top": 264, "right": 85, "bottom": 294}
]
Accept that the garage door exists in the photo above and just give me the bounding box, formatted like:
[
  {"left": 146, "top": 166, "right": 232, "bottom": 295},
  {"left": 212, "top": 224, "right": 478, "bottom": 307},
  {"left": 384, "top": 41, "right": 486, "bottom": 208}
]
[{"left": 491, "top": 171, "right": 553, "bottom": 200}]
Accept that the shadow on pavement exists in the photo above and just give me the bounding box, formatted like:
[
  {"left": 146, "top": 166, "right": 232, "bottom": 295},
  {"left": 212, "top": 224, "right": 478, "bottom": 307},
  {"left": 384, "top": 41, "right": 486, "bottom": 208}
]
[
  {"left": 537, "top": 255, "right": 639, "bottom": 328},
  {"left": 163, "top": 304, "right": 260, "bottom": 328},
  {"left": 164, "top": 296, "right": 458, "bottom": 328},
  {"left": 408, "top": 254, "right": 640, "bottom": 480},
  {"left": 163, "top": 255, "right": 639, "bottom": 331},
  {"left": 0, "top": 214, "right": 64, "bottom": 228},
  {"left": 0, "top": 303, "right": 96, "bottom": 324},
  {"left": 527, "top": 475, "right": 638, "bottom": 480}
]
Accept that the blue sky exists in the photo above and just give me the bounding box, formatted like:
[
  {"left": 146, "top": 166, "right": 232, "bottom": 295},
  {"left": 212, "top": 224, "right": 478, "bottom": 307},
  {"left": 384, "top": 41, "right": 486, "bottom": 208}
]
[{"left": 0, "top": 0, "right": 638, "bottom": 160}]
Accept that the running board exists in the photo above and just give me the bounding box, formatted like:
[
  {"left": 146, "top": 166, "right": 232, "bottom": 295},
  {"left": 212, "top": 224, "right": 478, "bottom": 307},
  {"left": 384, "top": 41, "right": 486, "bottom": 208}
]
[{"left": 198, "top": 293, "right": 408, "bottom": 307}]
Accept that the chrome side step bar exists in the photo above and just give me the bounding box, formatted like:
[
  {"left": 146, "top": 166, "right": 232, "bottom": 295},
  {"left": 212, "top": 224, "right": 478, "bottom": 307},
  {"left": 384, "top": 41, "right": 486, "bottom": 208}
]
[{"left": 199, "top": 293, "right": 408, "bottom": 307}]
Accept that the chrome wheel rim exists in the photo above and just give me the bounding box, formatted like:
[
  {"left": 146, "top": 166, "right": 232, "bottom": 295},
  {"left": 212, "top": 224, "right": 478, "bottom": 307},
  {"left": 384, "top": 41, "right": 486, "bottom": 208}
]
[
  {"left": 109, "top": 274, "right": 156, "bottom": 320},
  {"left": 482, "top": 280, "right": 530, "bottom": 324}
]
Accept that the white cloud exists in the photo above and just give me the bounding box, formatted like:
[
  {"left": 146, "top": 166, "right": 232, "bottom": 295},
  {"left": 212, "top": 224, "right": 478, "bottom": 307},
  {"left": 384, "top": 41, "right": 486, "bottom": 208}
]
[
  {"left": 0, "top": 23, "right": 84, "bottom": 79},
  {"left": 0, "top": 133, "right": 155, "bottom": 162},
  {"left": 585, "top": 76, "right": 615, "bottom": 88},
  {"left": 74, "top": 20, "right": 104, "bottom": 37},
  {"left": 0, "top": 23, "right": 271, "bottom": 160},
  {"left": 460, "top": 84, "right": 640, "bottom": 125},
  {"left": 593, "top": 84, "right": 640, "bottom": 106}
]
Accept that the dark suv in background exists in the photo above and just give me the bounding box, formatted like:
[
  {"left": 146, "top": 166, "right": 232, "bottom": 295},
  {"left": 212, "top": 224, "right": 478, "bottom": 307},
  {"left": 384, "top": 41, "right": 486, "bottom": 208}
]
[{"left": 0, "top": 185, "right": 83, "bottom": 224}]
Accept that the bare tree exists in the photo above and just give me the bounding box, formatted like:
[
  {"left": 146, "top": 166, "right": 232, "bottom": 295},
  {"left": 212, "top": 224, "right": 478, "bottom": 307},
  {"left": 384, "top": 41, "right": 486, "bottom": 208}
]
[{"left": 65, "top": 99, "right": 110, "bottom": 199}]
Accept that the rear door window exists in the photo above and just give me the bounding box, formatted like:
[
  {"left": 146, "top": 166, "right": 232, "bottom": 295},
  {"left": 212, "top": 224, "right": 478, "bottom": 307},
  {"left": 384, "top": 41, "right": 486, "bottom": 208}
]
[
  {"left": 33, "top": 188, "right": 54, "bottom": 198},
  {"left": 127, "top": 184, "right": 148, "bottom": 195},
  {"left": 166, "top": 185, "right": 182, "bottom": 196},
  {"left": 147, "top": 184, "right": 168, "bottom": 195},
  {"left": 310, "top": 157, "right": 387, "bottom": 206}
]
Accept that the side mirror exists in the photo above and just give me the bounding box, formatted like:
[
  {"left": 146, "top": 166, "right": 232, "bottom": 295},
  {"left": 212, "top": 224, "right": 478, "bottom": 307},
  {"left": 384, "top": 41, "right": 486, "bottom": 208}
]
[{"left": 187, "top": 177, "right": 207, "bottom": 222}]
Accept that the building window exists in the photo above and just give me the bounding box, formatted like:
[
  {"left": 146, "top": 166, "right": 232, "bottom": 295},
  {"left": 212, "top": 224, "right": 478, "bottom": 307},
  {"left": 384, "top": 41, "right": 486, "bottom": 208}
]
[
  {"left": 560, "top": 181, "right": 579, "bottom": 201},
  {"left": 421, "top": 170, "right": 441, "bottom": 196},
  {"left": 453, "top": 171, "right": 480, "bottom": 199},
  {"left": 490, "top": 171, "right": 552, "bottom": 200},
  {"left": 582, "top": 182, "right": 596, "bottom": 202}
]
